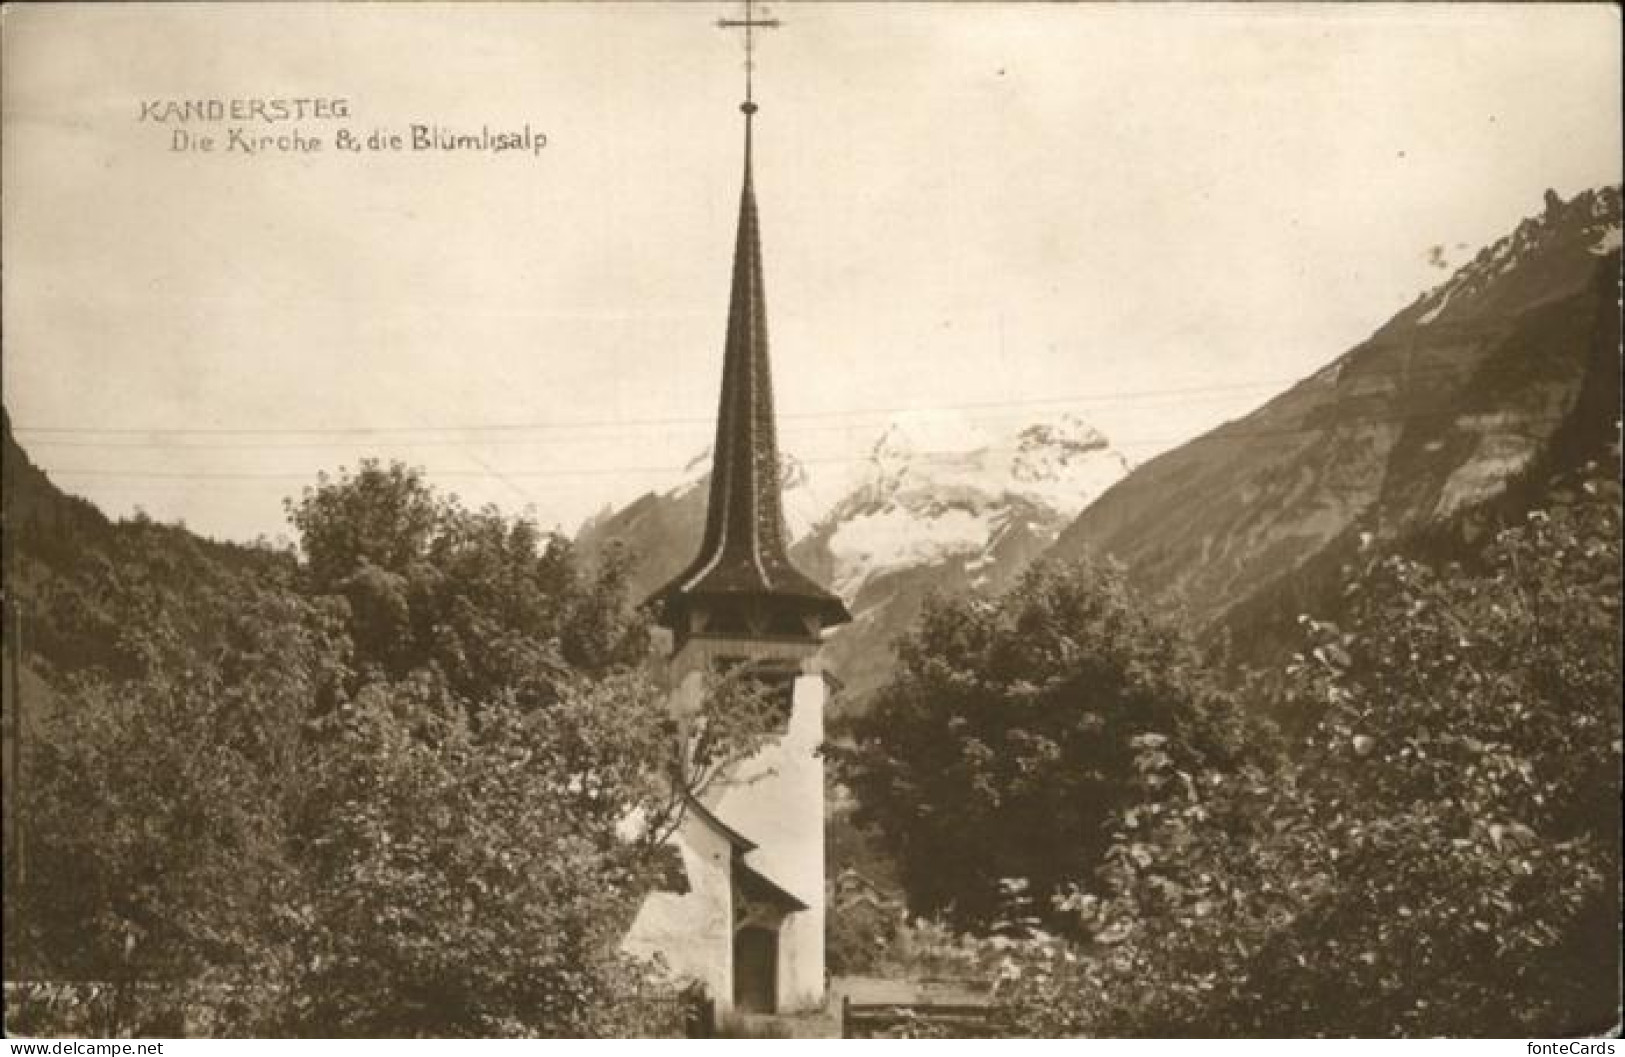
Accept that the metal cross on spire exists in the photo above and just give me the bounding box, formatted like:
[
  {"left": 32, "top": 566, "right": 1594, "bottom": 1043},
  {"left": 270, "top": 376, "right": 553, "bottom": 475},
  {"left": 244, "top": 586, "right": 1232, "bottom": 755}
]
[
  {"left": 651, "top": 0, "right": 850, "bottom": 639},
  {"left": 716, "top": 0, "right": 780, "bottom": 112}
]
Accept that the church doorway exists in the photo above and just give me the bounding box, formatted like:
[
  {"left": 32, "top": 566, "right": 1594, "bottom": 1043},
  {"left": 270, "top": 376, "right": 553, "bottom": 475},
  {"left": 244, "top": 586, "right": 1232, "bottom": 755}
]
[{"left": 733, "top": 926, "right": 778, "bottom": 1013}]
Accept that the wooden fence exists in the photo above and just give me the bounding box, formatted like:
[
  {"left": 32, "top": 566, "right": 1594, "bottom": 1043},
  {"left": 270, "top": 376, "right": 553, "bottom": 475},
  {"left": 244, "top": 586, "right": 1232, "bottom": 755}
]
[{"left": 839, "top": 992, "right": 1000, "bottom": 1038}]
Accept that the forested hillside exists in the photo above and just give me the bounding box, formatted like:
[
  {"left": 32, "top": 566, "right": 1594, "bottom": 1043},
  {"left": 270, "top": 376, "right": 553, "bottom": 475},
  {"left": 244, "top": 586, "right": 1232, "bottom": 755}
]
[{"left": 2, "top": 422, "right": 708, "bottom": 1037}]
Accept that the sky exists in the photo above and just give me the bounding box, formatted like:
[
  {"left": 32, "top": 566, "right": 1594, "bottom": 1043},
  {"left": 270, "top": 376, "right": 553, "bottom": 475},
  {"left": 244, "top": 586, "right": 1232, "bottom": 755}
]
[{"left": 3, "top": 2, "right": 1620, "bottom": 544}]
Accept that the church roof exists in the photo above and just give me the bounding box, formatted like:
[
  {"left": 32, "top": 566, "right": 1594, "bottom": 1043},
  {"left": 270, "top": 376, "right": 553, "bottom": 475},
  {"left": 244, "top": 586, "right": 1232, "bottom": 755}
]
[
  {"left": 649, "top": 104, "right": 850, "bottom": 631},
  {"left": 687, "top": 795, "right": 809, "bottom": 912},
  {"left": 685, "top": 794, "right": 757, "bottom": 853},
  {"left": 734, "top": 857, "right": 809, "bottom": 913}
]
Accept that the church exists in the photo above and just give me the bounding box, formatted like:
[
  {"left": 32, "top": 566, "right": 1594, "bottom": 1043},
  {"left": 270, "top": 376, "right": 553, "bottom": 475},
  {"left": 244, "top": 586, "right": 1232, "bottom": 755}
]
[{"left": 619, "top": 79, "right": 852, "bottom": 1017}]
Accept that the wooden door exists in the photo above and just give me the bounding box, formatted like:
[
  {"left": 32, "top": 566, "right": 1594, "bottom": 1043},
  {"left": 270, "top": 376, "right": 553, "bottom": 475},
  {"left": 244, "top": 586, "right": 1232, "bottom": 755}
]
[{"left": 733, "top": 926, "right": 778, "bottom": 1014}]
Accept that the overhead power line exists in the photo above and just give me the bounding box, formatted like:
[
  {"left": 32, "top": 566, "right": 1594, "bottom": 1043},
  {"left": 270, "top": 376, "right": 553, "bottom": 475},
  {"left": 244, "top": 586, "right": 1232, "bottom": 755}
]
[
  {"left": 11, "top": 377, "right": 1291, "bottom": 436},
  {"left": 38, "top": 407, "right": 1576, "bottom": 485},
  {"left": 10, "top": 358, "right": 1551, "bottom": 443},
  {"left": 10, "top": 388, "right": 1267, "bottom": 451}
]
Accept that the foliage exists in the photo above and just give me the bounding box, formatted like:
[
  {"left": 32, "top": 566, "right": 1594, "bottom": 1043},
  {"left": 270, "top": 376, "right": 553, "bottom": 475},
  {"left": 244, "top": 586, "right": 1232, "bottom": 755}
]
[
  {"left": 284, "top": 461, "right": 441, "bottom": 594},
  {"left": 280, "top": 673, "right": 679, "bottom": 1037},
  {"left": 996, "top": 464, "right": 1622, "bottom": 1037},
  {"left": 825, "top": 808, "right": 906, "bottom": 977},
  {"left": 6, "top": 458, "right": 716, "bottom": 1037},
  {"left": 8, "top": 573, "right": 347, "bottom": 1035},
  {"left": 285, "top": 460, "right": 650, "bottom": 696},
  {"left": 840, "top": 559, "right": 1257, "bottom": 930},
  {"left": 18, "top": 511, "right": 303, "bottom": 688}
]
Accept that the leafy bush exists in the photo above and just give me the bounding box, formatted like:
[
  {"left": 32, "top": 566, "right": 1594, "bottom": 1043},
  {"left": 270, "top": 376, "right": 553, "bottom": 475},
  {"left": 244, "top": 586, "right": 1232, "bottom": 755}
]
[
  {"left": 997, "top": 465, "right": 1622, "bottom": 1037},
  {"left": 6, "top": 461, "right": 703, "bottom": 1036},
  {"left": 280, "top": 673, "right": 677, "bottom": 1037},
  {"left": 840, "top": 559, "right": 1259, "bottom": 930}
]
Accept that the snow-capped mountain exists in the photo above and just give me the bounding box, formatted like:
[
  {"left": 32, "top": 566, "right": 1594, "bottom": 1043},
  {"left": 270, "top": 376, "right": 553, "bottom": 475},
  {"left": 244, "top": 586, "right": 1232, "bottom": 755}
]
[
  {"left": 791, "top": 412, "right": 1129, "bottom": 703},
  {"left": 576, "top": 411, "right": 1131, "bottom": 708},
  {"left": 1051, "top": 184, "right": 1622, "bottom": 653},
  {"left": 797, "top": 411, "right": 1127, "bottom": 601}
]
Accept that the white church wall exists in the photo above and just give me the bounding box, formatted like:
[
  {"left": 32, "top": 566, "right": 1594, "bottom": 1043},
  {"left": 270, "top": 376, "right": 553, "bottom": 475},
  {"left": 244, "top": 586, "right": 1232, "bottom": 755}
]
[
  {"left": 711, "top": 669, "right": 827, "bottom": 1013},
  {"left": 625, "top": 637, "right": 832, "bottom": 1016},
  {"left": 620, "top": 811, "right": 734, "bottom": 1010}
]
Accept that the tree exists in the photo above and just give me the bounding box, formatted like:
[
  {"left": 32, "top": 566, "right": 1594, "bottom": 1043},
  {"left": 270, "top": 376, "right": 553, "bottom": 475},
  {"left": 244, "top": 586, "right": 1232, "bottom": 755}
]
[
  {"left": 285, "top": 461, "right": 649, "bottom": 697},
  {"left": 284, "top": 461, "right": 440, "bottom": 594},
  {"left": 6, "top": 460, "right": 719, "bottom": 1036},
  {"left": 8, "top": 578, "right": 348, "bottom": 1036},
  {"left": 274, "top": 463, "right": 716, "bottom": 1035},
  {"left": 841, "top": 559, "right": 1256, "bottom": 931},
  {"left": 281, "top": 671, "right": 683, "bottom": 1037},
  {"left": 999, "top": 464, "right": 1622, "bottom": 1037},
  {"left": 273, "top": 463, "right": 783, "bottom": 1035},
  {"left": 1249, "top": 467, "right": 1622, "bottom": 1035}
]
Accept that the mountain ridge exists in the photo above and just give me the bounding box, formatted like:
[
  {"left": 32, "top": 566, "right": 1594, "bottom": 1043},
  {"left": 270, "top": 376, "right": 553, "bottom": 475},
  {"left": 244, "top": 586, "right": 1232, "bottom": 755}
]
[{"left": 1050, "top": 184, "right": 1621, "bottom": 636}]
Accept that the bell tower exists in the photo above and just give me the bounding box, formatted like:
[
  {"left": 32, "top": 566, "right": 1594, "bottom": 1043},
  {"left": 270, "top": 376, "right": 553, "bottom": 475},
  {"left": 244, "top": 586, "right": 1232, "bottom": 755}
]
[{"left": 646, "top": 104, "right": 849, "bottom": 655}]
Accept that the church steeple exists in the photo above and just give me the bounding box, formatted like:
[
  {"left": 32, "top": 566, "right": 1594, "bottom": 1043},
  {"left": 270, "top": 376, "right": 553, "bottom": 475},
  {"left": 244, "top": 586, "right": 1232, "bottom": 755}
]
[
  {"left": 622, "top": 14, "right": 838, "bottom": 1011},
  {"left": 649, "top": 101, "right": 851, "bottom": 641}
]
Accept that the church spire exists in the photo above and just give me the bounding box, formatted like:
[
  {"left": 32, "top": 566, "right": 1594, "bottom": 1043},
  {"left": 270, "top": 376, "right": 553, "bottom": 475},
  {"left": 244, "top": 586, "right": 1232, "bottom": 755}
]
[{"left": 649, "top": 89, "right": 850, "bottom": 640}]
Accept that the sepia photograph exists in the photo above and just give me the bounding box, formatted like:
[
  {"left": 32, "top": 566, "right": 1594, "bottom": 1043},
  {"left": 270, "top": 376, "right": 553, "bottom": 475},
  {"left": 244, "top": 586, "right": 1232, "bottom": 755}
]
[{"left": 1, "top": 0, "right": 1621, "bottom": 1041}]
